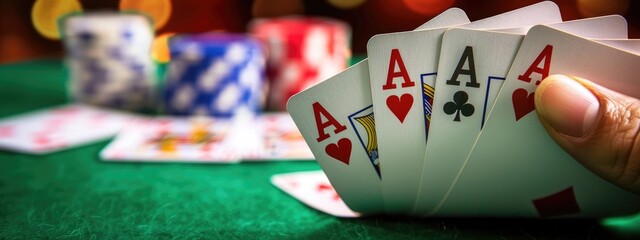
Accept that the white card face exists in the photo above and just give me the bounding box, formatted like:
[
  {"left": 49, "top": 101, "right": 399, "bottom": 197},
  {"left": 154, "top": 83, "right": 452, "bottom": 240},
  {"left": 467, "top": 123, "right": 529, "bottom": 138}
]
[
  {"left": 491, "top": 15, "right": 628, "bottom": 37},
  {"left": 271, "top": 171, "right": 361, "bottom": 218},
  {"left": 101, "top": 116, "right": 242, "bottom": 163},
  {"left": 415, "top": 15, "right": 631, "bottom": 215},
  {"left": 366, "top": 1, "right": 561, "bottom": 214},
  {"left": 595, "top": 39, "right": 640, "bottom": 53},
  {"left": 286, "top": 8, "right": 471, "bottom": 214},
  {"left": 414, "top": 8, "right": 467, "bottom": 30},
  {"left": 456, "top": 1, "right": 560, "bottom": 30},
  {"left": 431, "top": 26, "right": 640, "bottom": 218},
  {"left": 0, "top": 104, "right": 132, "bottom": 154}
]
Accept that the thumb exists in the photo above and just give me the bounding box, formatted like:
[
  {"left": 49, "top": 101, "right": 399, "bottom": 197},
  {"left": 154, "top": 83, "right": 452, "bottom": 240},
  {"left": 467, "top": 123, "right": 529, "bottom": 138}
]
[{"left": 535, "top": 74, "right": 640, "bottom": 194}]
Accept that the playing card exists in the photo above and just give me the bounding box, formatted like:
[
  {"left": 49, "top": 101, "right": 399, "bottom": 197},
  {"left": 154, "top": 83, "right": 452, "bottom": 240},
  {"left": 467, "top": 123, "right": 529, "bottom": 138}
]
[
  {"left": 286, "top": 8, "right": 471, "bottom": 214},
  {"left": 244, "top": 113, "right": 314, "bottom": 161},
  {"left": 594, "top": 39, "right": 640, "bottom": 53},
  {"left": 287, "top": 62, "right": 390, "bottom": 214},
  {"left": 492, "top": 15, "right": 628, "bottom": 36},
  {"left": 100, "top": 116, "right": 242, "bottom": 163},
  {"left": 0, "top": 104, "right": 132, "bottom": 154},
  {"left": 271, "top": 170, "right": 360, "bottom": 218},
  {"left": 366, "top": 1, "right": 561, "bottom": 214},
  {"left": 415, "top": 15, "right": 629, "bottom": 215},
  {"left": 430, "top": 25, "right": 640, "bottom": 218}
]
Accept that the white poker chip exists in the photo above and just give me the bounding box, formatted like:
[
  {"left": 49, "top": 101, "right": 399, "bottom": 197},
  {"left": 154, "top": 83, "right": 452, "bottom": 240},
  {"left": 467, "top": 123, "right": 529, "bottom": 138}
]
[{"left": 62, "top": 12, "right": 157, "bottom": 112}]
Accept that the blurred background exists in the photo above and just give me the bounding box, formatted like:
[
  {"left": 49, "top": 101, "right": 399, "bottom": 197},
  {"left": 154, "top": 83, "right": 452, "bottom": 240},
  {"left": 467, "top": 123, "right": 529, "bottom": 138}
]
[{"left": 0, "top": 0, "right": 638, "bottom": 64}]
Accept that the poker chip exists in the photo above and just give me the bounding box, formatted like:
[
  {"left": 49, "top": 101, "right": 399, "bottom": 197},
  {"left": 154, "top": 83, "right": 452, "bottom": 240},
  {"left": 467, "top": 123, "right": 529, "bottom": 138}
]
[
  {"left": 61, "top": 12, "right": 157, "bottom": 112},
  {"left": 163, "top": 33, "right": 266, "bottom": 118},
  {"left": 249, "top": 17, "right": 350, "bottom": 110}
]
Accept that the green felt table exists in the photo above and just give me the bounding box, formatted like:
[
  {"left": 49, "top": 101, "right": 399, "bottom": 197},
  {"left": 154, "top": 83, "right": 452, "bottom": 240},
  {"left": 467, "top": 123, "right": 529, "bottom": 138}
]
[{"left": 0, "top": 60, "right": 639, "bottom": 239}]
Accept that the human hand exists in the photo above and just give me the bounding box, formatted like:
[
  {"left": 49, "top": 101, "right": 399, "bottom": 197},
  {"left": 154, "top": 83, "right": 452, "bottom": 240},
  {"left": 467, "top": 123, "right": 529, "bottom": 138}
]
[{"left": 535, "top": 74, "right": 640, "bottom": 194}]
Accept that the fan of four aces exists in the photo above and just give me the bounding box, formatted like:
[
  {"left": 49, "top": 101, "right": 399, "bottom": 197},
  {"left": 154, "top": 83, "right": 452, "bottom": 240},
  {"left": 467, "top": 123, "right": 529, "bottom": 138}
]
[{"left": 284, "top": 2, "right": 640, "bottom": 217}]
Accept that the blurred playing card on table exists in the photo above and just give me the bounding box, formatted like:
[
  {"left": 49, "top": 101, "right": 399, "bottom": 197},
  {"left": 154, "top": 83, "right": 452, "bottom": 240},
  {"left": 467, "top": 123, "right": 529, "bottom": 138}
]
[
  {"left": 101, "top": 113, "right": 313, "bottom": 162},
  {"left": 271, "top": 170, "right": 360, "bottom": 218},
  {"left": 100, "top": 116, "right": 242, "bottom": 163},
  {"left": 244, "top": 113, "right": 314, "bottom": 161},
  {"left": 0, "top": 104, "right": 132, "bottom": 154}
]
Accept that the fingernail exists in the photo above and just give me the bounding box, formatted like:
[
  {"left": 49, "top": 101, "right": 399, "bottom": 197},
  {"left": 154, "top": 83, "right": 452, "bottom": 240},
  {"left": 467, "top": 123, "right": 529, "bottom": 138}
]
[{"left": 536, "top": 75, "right": 600, "bottom": 138}]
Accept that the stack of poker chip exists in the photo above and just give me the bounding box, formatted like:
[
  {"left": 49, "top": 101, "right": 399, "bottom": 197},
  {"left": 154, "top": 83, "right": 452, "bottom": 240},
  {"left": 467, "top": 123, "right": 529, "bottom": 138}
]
[
  {"left": 61, "top": 12, "right": 157, "bottom": 112},
  {"left": 163, "top": 33, "right": 266, "bottom": 118},
  {"left": 249, "top": 17, "right": 350, "bottom": 110}
]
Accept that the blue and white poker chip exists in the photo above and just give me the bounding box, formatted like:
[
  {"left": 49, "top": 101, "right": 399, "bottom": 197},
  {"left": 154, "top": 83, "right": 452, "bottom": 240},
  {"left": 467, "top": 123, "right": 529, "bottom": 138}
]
[{"left": 163, "top": 33, "right": 266, "bottom": 118}]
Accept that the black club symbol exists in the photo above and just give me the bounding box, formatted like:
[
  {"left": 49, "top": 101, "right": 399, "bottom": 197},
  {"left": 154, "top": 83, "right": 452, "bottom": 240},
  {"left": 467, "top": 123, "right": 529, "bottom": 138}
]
[{"left": 443, "top": 91, "right": 474, "bottom": 122}]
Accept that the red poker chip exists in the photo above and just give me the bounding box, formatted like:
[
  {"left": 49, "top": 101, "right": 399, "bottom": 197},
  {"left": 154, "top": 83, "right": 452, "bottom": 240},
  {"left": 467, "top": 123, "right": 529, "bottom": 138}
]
[{"left": 249, "top": 17, "right": 351, "bottom": 110}]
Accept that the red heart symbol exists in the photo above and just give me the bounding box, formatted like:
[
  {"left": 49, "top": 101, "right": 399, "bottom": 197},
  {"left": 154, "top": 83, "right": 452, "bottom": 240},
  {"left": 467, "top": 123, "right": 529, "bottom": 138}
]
[
  {"left": 325, "top": 138, "right": 352, "bottom": 165},
  {"left": 386, "top": 94, "right": 413, "bottom": 123},
  {"left": 512, "top": 88, "right": 536, "bottom": 121}
]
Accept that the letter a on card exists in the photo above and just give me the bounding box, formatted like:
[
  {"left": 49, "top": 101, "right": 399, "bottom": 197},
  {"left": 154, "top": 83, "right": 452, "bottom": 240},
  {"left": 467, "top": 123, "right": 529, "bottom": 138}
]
[
  {"left": 312, "top": 102, "right": 351, "bottom": 164},
  {"left": 384, "top": 49, "right": 415, "bottom": 123},
  {"left": 513, "top": 45, "right": 552, "bottom": 121}
]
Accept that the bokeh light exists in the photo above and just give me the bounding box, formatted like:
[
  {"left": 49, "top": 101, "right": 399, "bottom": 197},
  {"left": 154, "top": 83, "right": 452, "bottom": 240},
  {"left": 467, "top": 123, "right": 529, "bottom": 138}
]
[
  {"left": 31, "top": 0, "right": 83, "bottom": 40},
  {"left": 402, "top": 0, "right": 456, "bottom": 15},
  {"left": 252, "top": 0, "right": 305, "bottom": 18},
  {"left": 326, "top": 0, "right": 367, "bottom": 9},
  {"left": 577, "top": 0, "right": 629, "bottom": 17},
  {"left": 151, "top": 32, "right": 176, "bottom": 63},
  {"left": 119, "top": 0, "right": 173, "bottom": 30}
]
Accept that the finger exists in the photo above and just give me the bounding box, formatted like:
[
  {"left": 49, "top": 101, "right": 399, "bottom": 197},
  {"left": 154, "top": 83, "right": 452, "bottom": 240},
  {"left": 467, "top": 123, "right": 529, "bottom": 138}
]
[{"left": 535, "top": 74, "right": 640, "bottom": 194}]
